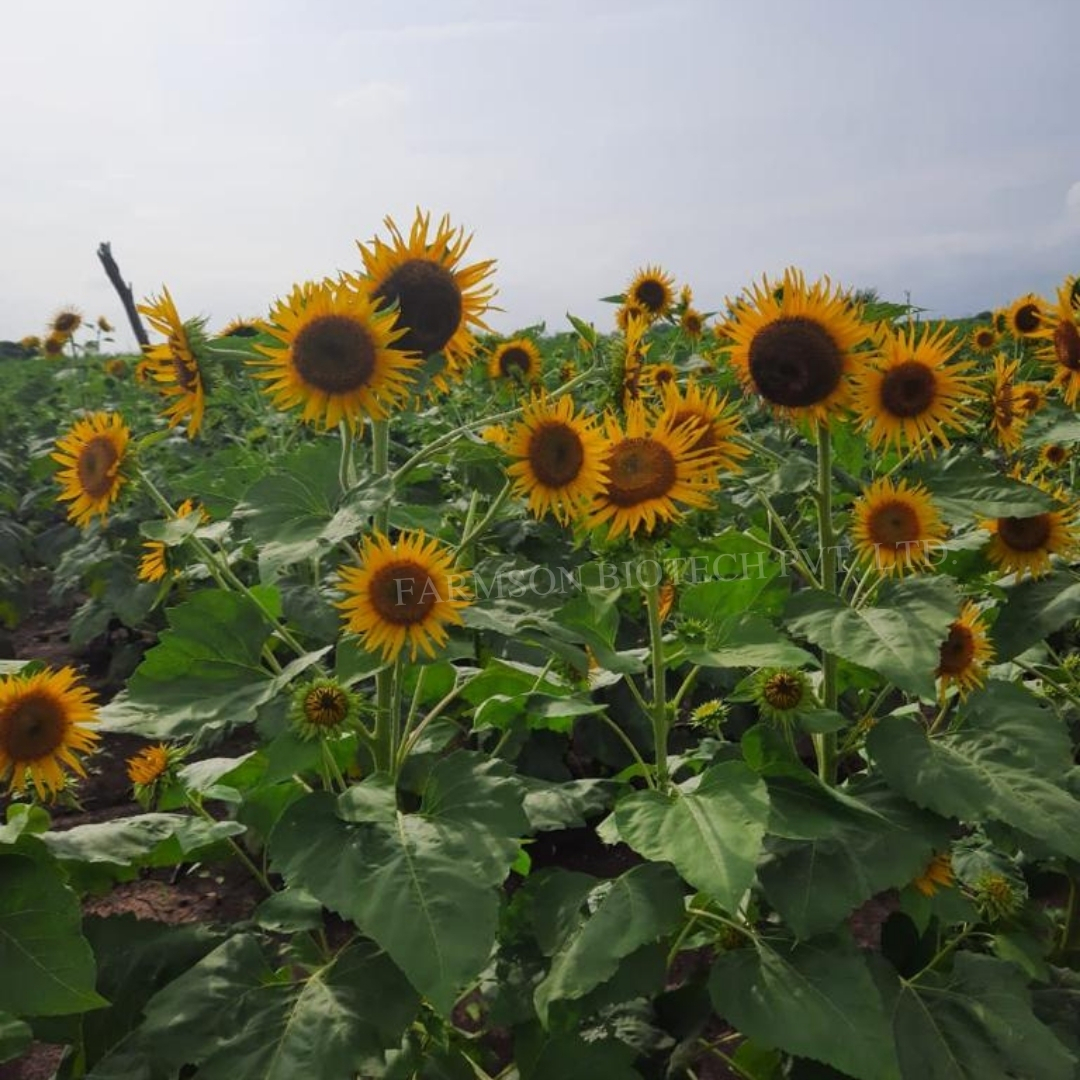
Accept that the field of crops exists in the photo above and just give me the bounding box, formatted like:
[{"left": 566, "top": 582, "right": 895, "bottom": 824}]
[{"left": 2, "top": 211, "right": 1080, "bottom": 1079}]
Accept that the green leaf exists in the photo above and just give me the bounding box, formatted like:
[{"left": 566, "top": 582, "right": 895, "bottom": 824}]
[
  {"left": 533, "top": 864, "right": 684, "bottom": 1024},
  {"left": 708, "top": 935, "right": 900, "bottom": 1080},
  {"left": 989, "top": 571, "right": 1080, "bottom": 660},
  {"left": 0, "top": 1012, "right": 32, "bottom": 1063},
  {"left": 614, "top": 761, "right": 769, "bottom": 910},
  {"left": 784, "top": 576, "right": 959, "bottom": 697},
  {"left": 912, "top": 454, "right": 1055, "bottom": 522},
  {"left": 515, "top": 1023, "right": 643, "bottom": 1080},
  {"left": 521, "top": 778, "right": 618, "bottom": 832},
  {"left": 677, "top": 613, "right": 815, "bottom": 669},
  {"left": 868, "top": 715, "right": 1080, "bottom": 861},
  {"left": 0, "top": 854, "right": 107, "bottom": 1016}
]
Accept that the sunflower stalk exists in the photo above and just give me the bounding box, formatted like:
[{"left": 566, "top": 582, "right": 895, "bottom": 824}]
[
  {"left": 644, "top": 577, "right": 672, "bottom": 790},
  {"left": 337, "top": 420, "right": 358, "bottom": 494},
  {"left": 368, "top": 418, "right": 398, "bottom": 773},
  {"left": 813, "top": 423, "right": 840, "bottom": 785},
  {"left": 454, "top": 480, "right": 513, "bottom": 558}
]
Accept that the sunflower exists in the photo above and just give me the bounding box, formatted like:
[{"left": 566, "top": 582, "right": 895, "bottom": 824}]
[
  {"left": 104, "top": 358, "right": 128, "bottom": 378},
  {"left": 504, "top": 393, "right": 608, "bottom": 524},
  {"left": 986, "top": 354, "right": 1027, "bottom": 454},
  {"left": 126, "top": 743, "right": 173, "bottom": 786},
  {"left": 626, "top": 266, "right": 675, "bottom": 320},
  {"left": 680, "top": 307, "right": 705, "bottom": 340},
  {"left": 50, "top": 307, "right": 82, "bottom": 335},
  {"left": 137, "top": 499, "right": 203, "bottom": 584},
  {"left": 644, "top": 362, "right": 679, "bottom": 391},
  {"left": 52, "top": 412, "right": 131, "bottom": 528},
  {"left": 723, "top": 268, "right": 871, "bottom": 425},
  {"left": 936, "top": 600, "right": 994, "bottom": 699},
  {"left": 487, "top": 338, "right": 542, "bottom": 383},
  {"left": 850, "top": 477, "right": 947, "bottom": 574},
  {"left": 218, "top": 316, "right": 260, "bottom": 338},
  {"left": 337, "top": 531, "right": 471, "bottom": 662},
  {"left": 290, "top": 678, "right": 361, "bottom": 740},
  {"left": 970, "top": 325, "right": 998, "bottom": 354},
  {"left": 1070, "top": 275, "right": 1080, "bottom": 311},
  {"left": 137, "top": 287, "right": 207, "bottom": 438},
  {"left": 655, "top": 379, "right": 748, "bottom": 473},
  {"left": 1006, "top": 293, "right": 1045, "bottom": 339},
  {"left": 752, "top": 667, "right": 815, "bottom": 722},
  {"left": 43, "top": 331, "right": 68, "bottom": 358},
  {"left": 587, "top": 399, "right": 719, "bottom": 539},
  {"left": 0, "top": 666, "right": 99, "bottom": 799},
  {"left": 252, "top": 279, "right": 419, "bottom": 430},
  {"left": 1035, "top": 282, "right": 1080, "bottom": 405},
  {"left": 912, "top": 852, "right": 954, "bottom": 897},
  {"left": 96, "top": 316, "right": 114, "bottom": 333},
  {"left": 1038, "top": 443, "right": 1070, "bottom": 471},
  {"left": 982, "top": 500, "right": 1078, "bottom": 579},
  {"left": 852, "top": 322, "right": 976, "bottom": 456},
  {"left": 20, "top": 335, "right": 41, "bottom": 351},
  {"left": 616, "top": 302, "right": 649, "bottom": 333},
  {"left": 357, "top": 210, "right": 496, "bottom": 385}
]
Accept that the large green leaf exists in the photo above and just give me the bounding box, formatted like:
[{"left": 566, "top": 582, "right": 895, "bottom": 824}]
[
  {"left": 614, "top": 761, "right": 768, "bottom": 911},
  {"left": 989, "top": 571, "right": 1080, "bottom": 660},
  {"left": 675, "top": 613, "right": 815, "bottom": 670},
  {"left": 784, "top": 576, "right": 959, "bottom": 697},
  {"left": 533, "top": 864, "right": 684, "bottom": 1024},
  {"left": 0, "top": 1012, "right": 32, "bottom": 1063},
  {"left": 515, "top": 1024, "right": 643, "bottom": 1080},
  {"left": 868, "top": 715, "right": 1080, "bottom": 860},
  {"left": 270, "top": 752, "right": 528, "bottom": 1013},
  {"left": 0, "top": 854, "right": 107, "bottom": 1016},
  {"left": 911, "top": 454, "right": 1055, "bottom": 522},
  {"left": 709, "top": 935, "right": 900, "bottom": 1080}
]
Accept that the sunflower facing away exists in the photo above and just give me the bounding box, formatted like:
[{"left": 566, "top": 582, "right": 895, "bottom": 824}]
[
  {"left": 1006, "top": 293, "right": 1046, "bottom": 339},
  {"left": 587, "top": 399, "right": 719, "bottom": 539},
  {"left": 1036, "top": 281, "right": 1080, "bottom": 405},
  {"left": 723, "top": 268, "right": 871, "bottom": 425},
  {"left": 0, "top": 666, "right": 99, "bottom": 799},
  {"left": 488, "top": 338, "right": 543, "bottom": 383},
  {"left": 53, "top": 412, "right": 131, "bottom": 528},
  {"left": 936, "top": 600, "right": 994, "bottom": 699},
  {"left": 982, "top": 490, "right": 1078, "bottom": 580},
  {"left": 137, "top": 287, "right": 207, "bottom": 438},
  {"left": 986, "top": 355, "right": 1028, "bottom": 454},
  {"left": 504, "top": 393, "right": 608, "bottom": 524},
  {"left": 625, "top": 266, "right": 676, "bottom": 321},
  {"left": 50, "top": 307, "right": 82, "bottom": 335},
  {"left": 252, "top": 279, "right": 420, "bottom": 430},
  {"left": 126, "top": 743, "right": 174, "bottom": 786},
  {"left": 138, "top": 499, "right": 204, "bottom": 583},
  {"left": 850, "top": 477, "right": 947, "bottom": 574},
  {"left": 970, "top": 325, "right": 998, "bottom": 354},
  {"left": 912, "top": 852, "right": 954, "bottom": 897},
  {"left": 655, "top": 379, "right": 749, "bottom": 473},
  {"left": 357, "top": 209, "right": 496, "bottom": 385},
  {"left": 218, "top": 316, "right": 260, "bottom": 338},
  {"left": 337, "top": 531, "right": 472, "bottom": 662}
]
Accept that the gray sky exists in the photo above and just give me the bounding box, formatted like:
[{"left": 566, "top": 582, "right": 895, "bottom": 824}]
[{"left": 2, "top": 0, "right": 1078, "bottom": 350}]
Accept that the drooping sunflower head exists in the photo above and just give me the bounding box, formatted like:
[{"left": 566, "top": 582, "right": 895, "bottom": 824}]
[
  {"left": 912, "top": 852, "right": 954, "bottom": 897},
  {"left": 218, "top": 316, "right": 260, "bottom": 338},
  {"left": 0, "top": 666, "right": 99, "bottom": 800},
  {"left": 586, "top": 399, "right": 719, "bottom": 540},
  {"left": 1006, "top": 293, "right": 1046, "bottom": 339},
  {"left": 52, "top": 412, "right": 131, "bottom": 528},
  {"left": 504, "top": 393, "right": 608, "bottom": 524},
  {"left": 850, "top": 476, "right": 947, "bottom": 575},
  {"left": 723, "top": 268, "right": 871, "bottom": 425},
  {"left": 50, "top": 307, "right": 82, "bottom": 335},
  {"left": 96, "top": 315, "right": 114, "bottom": 333},
  {"left": 982, "top": 488, "right": 1078, "bottom": 580},
  {"left": 252, "top": 279, "right": 420, "bottom": 431},
  {"left": 936, "top": 600, "right": 995, "bottom": 699},
  {"left": 290, "top": 678, "right": 361, "bottom": 740},
  {"left": 625, "top": 265, "right": 676, "bottom": 320},
  {"left": 655, "top": 379, "right": 749, "bottom": 473},
  {"left": 752, "top": 667, "right": 814, "bottom": 722},
  {"left": 1035, "top": 281, "right": 1080, "bottom": 405},
  {"left": 852, "top": 322, "right": 975, "bottom": 456},
  {"left": 137, "top": 499, "right": 204, "bottom": 584},
  {"left": 44, "top": 331, "right": 68, "bottom": 357},
  {"left": 986, "top": 354, "right": 1027, "bottom": 454},
  {"left": 970, "top": 325, "right": 998, "bottom": 354},
  {"left": 357, "top": 210, "right": 496, "bottom": 383},
  {"left": 337, "top": 530, "right": 472, "bottom": 662},
  {"left": 487, "top": 338, "right": 543, "bottom": 383}
]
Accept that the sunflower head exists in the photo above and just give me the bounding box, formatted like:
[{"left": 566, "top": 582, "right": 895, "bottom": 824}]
[
  {"left": 96, "top": 316, "right": 114, "bottom": 333},
  {"left": 970, "top": 325, "right": 998, "bottom": 353},
  {"left": 51, "top": 308, "right": 82, "bottom": 335},
  {"left": 1039, "top": 443, "right": 1070, "bottom": 470},
  {"left": 973, "top": 872, "right": 1026, "bottom": 922},
  {"left": 0, "top": 666, "right": 99, "bottom": 800},
  {"left": 689, "top": 698, "right": 728, "bottom": 733},
  {"left": 986, "top": 354, "right": 1027, "bottom": 454},
  {"left": 52, "top": 412, "right": 131, "bottom": 528},
  {"left": 850, "top": 476, "right": 946, "bottom": 575},
  {"left": 1035, "top": 281, "right": 1080, "bottom": 405},
  {"left": 626, "top": 266, "right": 676, "bottom": 320},
  {"left": 936, "top": 601, "right": 994, "bottom": 699},
  {"left": 1006, "top": 293, "right": 1046, "bottom": 339},
  {"left": 20, "top": 335, "right": 41, "bottom": 351},
  {"left": 752, "top": 667, "right": 814, "bottom": 722},
  {"left": 126, "top": 742, "right": 184, "bottom": 807},
  {"left": 983, "top": 501, "right": 1078, "bottom": 580},
  {"left": 679, "top": 307, "right": 705, "bottom": 340},
  {"left": 290, "top": 678, "right": 361, "bottom": 740},
  {"left": 655, "top": 379, "right": 748, "bottom": 473},
  {"left": 487, "top": 338, "right": 543, "bottom": 383},
  {"left": 912, "top": 852, "right": 954, "bottom": 897},
  {"left": 645, "top": 362, "right": 679, "bottom": 391},
  {"left": 44, "top": 331, "right": 68, "bottom": 357},
  {"left": 104, "top": 358, "right": 128, "bottom": 378},
  {"left": 616, "top": 303, "right": 649, "bottom": 333},
  {"left": 218, "top": 317, "right": 260, "bottom": 338}
]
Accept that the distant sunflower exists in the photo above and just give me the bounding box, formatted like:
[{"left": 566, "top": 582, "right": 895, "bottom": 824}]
[
  {"left": 936, "top": 601, "right": 994, "bottom": 699},
  {"left": 724, "top": 268, "right": 870, "bottom": 425},
  {"left": 644, "top": 362, "right": 679, "bottom": 391},
  {"left": 1006, "top": 293, "right": 1045, "bottom": 339},
  {"left": 970, "top": 325, "right": 998, "bottom": 354},
  {"left": 136, "top": 287, "right": 207, "bottom": 438},
  {"left": 337, "top": 531, "right": 471, "bottom": 662},
  {"left": 104, "top": 358, "right": 127, "bottom": 378},
  {"left": 1035, "top": 282, "right": 1080, "bottom": 405},
  {"left": 850, "top": 477, "right": 946, "bottom": 574},
  {"left": 655, "top": 379, "right": 748, "bottom": 473},
  {"left": 487, "top": 338, "right": 542, "bottom": 383},
  {"left": 126, "top": 743, "right": 173, "bottom": 786},
  {"left": 50, "top": 307, "right": 82, "bottom": 335},
  {"left": 138, "top": 499, "right": 203, "bottom": 583},
  {"left": 0, "top": 666, "right": 98, "bottom": 800},
  {"left": 616, "top": 303, "right": 649, "bottom": 333},
  {"left": 983, "top": 501, "right": 1078, "bottom": 580},
  {"left": 52, "top": 412, "right": 131, "bottom": 528},
  {"left": 20, "top": 335, "right": 41, "bottom": 351},
  {"left": 986, "top": 355, "right": 1027, "bottom": 454},
  {"left": 852, "top": 322, "right": 975, "bottom": 456},
  {"left": 96, "top": 316, "right": 114, "bottom": 333},
  {"left": 680, "top": 307, "right": 705, "bottom": 340},
  {"left": 218, "top": 316, "right": 260, "bottom": 338},
  {"left": 1039, "top": 443, "right": 1070, "bottom": 471},
  {"left": 505, "top": 394, "right": 607, "bottom": 524},
  {"left": 43, "top": 332, "right": 68, "bottom": 358},
  {"left": 252, "top": 280, "right": 419, "bottom": 430},
  {"left": 587, "top": 399, "right": 719, "bottom": 539},
  {"left": 912, "top": 852, "right": 954, "bottom": 897},
  {"left": 626, "top": 266, "right": 675, "bottom": 320},
  {"left": 358, "top": 209, "right": 496, "bottom": 384}
]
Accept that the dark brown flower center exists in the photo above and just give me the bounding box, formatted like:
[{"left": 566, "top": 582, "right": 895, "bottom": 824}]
[
  {"left": 45, "top": 337, "right": 65, "bottom": 355},
  {"left": 172, "top": 354, "right": 199, "bottom": 390},
  {"left": 77, "top": 436, "right": 120, "bottom": 498},
  {"left": 880, "top": 361, "right": 937, "bottom": 418},
  {"left": 762, "top": 672, "right": 803, "bottom": 710},
  {"left": 747, "top": 316, "right": 844, "bottom": 408},
  {"left": 938, "top": 623, "right": 975, "bottom": 675},
  {"left": 498, "top": 346, "right": 534, "bottom": 379},
  {"left": 633, "top": 278, "right": 668, "bottom": 314},
  {"left": 0, "top": 692, "right": 65, "bottom": 760},
  {"left": 53, "top": 312, "right": 80, "bottom": 333},
  {"left": 292, "top": 315, "right": 377, "bottom": 393},
  {"left": 867, "top": 499, "right": 921, "bottom": 548},
  {"left": 374, "top": 258, "right": 462, "bottom": 356},
  {"left": 368, "top": 560, "right": 440, "bottom": 626},
  {"left": 1054, "top": 321, "right": 1080, "bottom": 372},
  {"left": 682, "top": 312, "right": 703, "bottom": 337},
  {"left": 1044, "top": 444, "right": 1068, "bottom": 465},
  {"left": 994, "top": 385, "right": 1016, "bottom": 426},
  {"left": 305, "top": 686, "right": 349, "bottom": 726},
  {"left": 974, "top": 329, "right": 996, "bottom": 349},
  {"left": 1012, "top": 303, "right": 1041, "bottom": 335},
  {"left": 997, "top": 514, "right": 1052, "bottom": 552},
  {"left": 528, "top": 422, "right": 584, "bottom": 487},
  {"left": 606, "top": 438, "right": 677, "bottom": 506}
]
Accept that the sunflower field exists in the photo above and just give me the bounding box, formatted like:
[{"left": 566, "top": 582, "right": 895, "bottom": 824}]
[{"left": 2, "top": 212, "right": 1080, "bottom": 1080}]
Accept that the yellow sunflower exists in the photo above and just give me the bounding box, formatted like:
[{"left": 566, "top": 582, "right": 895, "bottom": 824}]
[
  {"left": 96, "top": 316, "right": 114, "bottom": 333},
  {"left": 20, "top": 335, "right": 41, "bottom": 351},
  {"left": 643, "top": 362, "right": 679, "bottom": 391},
  {"left": 986, "top": 354, "right": 1027, "bottom": 454},
  {"left": 1035, "top": 281, "right": 1080, "bottom": 405},
  {"left": 44, "top": 331, "right": 68, "bottom": 358},
  {"left": 52, "top": 412, "right": 131, "bottom": 528},
  {"left": 655, "top": 379, "right": 748, "bottom": 473},
  {"left": 912, "top": 852, "right": 954, "bottom": 897},
  {"left": 104, "top": 358, "right": 128, "bottom": 378},
  {"left": 936, "top": 601, "right": 994, "bottom": 699},
  {"left": 850, "top": 477, "right": 947, "bottom": 575},
  {"left": 852, "top": 322, "right": 976, "bottom": 456},
  {"left": 137, "top": 499, "right": 204, "bottom": 583},
  {"left": 970, "top": 325, "right": 998, "bottom": 354},
  {"left": 487, "top": 338, "right": 543, "bottom": 383},
  {"left": 252, "top": 279, "right": 419, "bottom": 430},
  {"left": 504, "top": 393, "right": 608, "bottom": 524},
  {"left": 626, "top": 265, "right": 675, "bottom": 320},
  {"left": 50, "top": 307, "right": 82, "bottom": 335},
  {"left": 587, "top": 399, "right": 719, "bottom": 539},
  {"left": 680, "top": 307, "right": 706, "bottom": 340},
  {"left": 126, "top": 743, "right": 173, "bottom": 786},
  {"left": 1006, "top": 293, "right": 1046, "bottom": 339},
  {"left": 616, "top": 302, "right": 649, "bottom": 333},
  {"left": 0, "top": 666, "right": 99, "bottom": 800},
  {"left": 136, "top": 287, "right": 207, "bottom": 438},
  {"left": 982, "top": 499, "right": 1078, "bottom": 580},
  {"left": 1038, "top": 443, "right": 1070, "bottom": 471},
  {"left": 337, "top": 531, "right": 472, "bottom": 662},
  {"left": 218, "top": 316, "right": 260, "bottom": 338},
  {"left": 723, "top": 268, "right": 871, "bottom": 425},
  {"left": 357, "top": 209, "right": 496, "bottom": 384},
  {"left": 1069, "top": 275, "right": 1080, "bottom": 311}
]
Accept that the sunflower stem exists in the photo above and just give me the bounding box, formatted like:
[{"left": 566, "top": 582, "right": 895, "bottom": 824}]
[
  {"left": 454, "top": 480, "right": 513, "bottom": 558},
  {"left": 188, "top": 795, "right": 274, "bottom": 895},
  {"left": 813, "top": 422, "right": 840, "bottom": 785},
  {"left": 644, "top": 577, "right": 671, "bottom": 790},
  {"left": 337, "top": 420, "right": 358, "bottom": 494}
]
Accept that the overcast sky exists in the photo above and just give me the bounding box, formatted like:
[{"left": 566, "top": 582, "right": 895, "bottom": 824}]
[{"left": 2, "top": 0, "right": 1078, "bottom": 350}]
